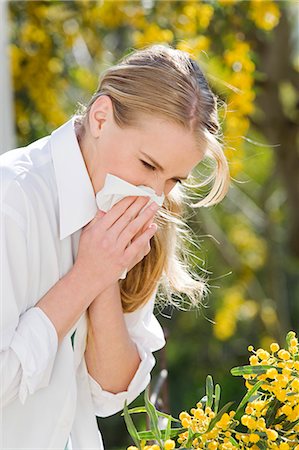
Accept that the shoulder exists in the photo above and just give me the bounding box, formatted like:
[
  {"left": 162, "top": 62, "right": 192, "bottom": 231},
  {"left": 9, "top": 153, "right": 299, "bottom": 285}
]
[
  {"left": 1, "top": 135, "right": 50, "bottom": 191},
  {"left": 1, "top": 135, "right": 54, "bottom": 228}
]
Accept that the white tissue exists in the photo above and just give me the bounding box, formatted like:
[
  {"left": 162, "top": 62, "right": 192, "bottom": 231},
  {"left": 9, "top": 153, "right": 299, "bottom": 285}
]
[
  {"left": 96, "top": 173, "right": 164, "bottom": 212},
  {"left": 95, "top": 173, "right": 164, "bottom": 279}
]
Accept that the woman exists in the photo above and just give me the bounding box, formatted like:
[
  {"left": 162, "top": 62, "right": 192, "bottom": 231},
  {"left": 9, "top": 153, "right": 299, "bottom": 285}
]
[{"left": 0, "top": 44, "right": 230, "bottom": 449}]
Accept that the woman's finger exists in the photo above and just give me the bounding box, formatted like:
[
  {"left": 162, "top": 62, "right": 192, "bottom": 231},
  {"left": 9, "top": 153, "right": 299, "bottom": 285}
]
[
  {"left": 130, "top": 215, "right": 154, "bottom": 243},
  {"left": 127, "top": 240, "right": 152, "bottom": 272},
  {"left": 98, "top": 196, "right": 138, "bottom": 230},
  {"left": 117, "top": 202, "right": 159, "bottom": 248},
  {"left": 82, "top": 209, "right": 106, "bottom": 233},
  {"left": 109, "top": 196, "right": 150, "bottom": 239},
  {"left": 124, "top": 223, "right": 157, "bottom": 261}
]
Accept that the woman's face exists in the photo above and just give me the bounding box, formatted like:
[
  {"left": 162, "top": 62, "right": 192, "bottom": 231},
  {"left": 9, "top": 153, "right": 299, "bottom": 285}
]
[{"left": 80, "top": 95, "right": 205, "bottom": 196}]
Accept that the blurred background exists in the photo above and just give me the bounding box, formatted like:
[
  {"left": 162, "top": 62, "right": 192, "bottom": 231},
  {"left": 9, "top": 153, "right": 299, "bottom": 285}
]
[{"left": 2, "top": 0, "right": 299, "bottom": 448}]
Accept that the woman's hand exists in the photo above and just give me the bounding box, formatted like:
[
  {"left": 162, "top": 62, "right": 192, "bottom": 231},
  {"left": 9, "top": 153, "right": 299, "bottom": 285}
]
[
  {"left": 126, "top": 210, "right": 157, "bottom": 273},
  {"left": 73, "top": 196, "right": 158, "bottom": 295}
]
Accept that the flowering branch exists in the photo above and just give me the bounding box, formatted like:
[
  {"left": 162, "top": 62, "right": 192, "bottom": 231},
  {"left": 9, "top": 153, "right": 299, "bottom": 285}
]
[{"left": 124, "top": 331, "right": 299, "bottom": 449}]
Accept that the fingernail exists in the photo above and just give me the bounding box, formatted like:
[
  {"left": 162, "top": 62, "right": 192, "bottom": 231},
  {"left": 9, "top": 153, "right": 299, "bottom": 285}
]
[
  {"left": 149, "top": 223, "right": 157, "bottom": 234},
  {"left": 150, "top": 202, "right": 159, "bottom": 211}
]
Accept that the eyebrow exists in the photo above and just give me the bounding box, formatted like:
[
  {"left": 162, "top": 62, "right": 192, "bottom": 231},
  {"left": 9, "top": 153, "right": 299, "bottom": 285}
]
[{"left": 139, "top": 151, "right": 190, "bottom": 181}]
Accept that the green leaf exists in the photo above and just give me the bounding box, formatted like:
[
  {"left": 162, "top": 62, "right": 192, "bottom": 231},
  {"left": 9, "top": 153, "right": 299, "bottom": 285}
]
[
  {"left": 165, "top": 417, "right": 172, "bottom": 441},
  {"left": 185, "top": 426, "right": 194, "bottom": 448},
  {"left": 144, "top": 387, "right": 163, "bottom": 447},
  {"left": 206, "top": 401, "right": 235, "bottom": 433},
  {"left": 231, "top": 365, "right": 280, "bottom": 376},
  {"left": 286, "top": 331, "right": 296, "bottom": 348},
  {"left": 122, "top": 406, "right": 146, "bottom": 415},
  {"left": 283, "top": 418, "right": 299, "bottom": 432},
  {"left": 229, "top": 436, "right": 240, "bottom": 448},
  {"left": 272, "top": 414, "right": 287, "bottom": 426},
  {"left": 232, "top": 365, "right": 298, "bottom": 378},
  {"left": 234, "top": 380, "right": 263, "bottom": 420},
  {"left": 265, "top": 398, "right": 282, "bottom": 428},
  {"left": 123, "top": 400, "right": 141, "bottom": 450},
  {"left": 138, "top": 427, "right": 186, "bottom": 440},
  {"left": 214, "top": 384, "right": 221, "bottom": 415},
  {"left": 257, "top": 440, "right": 268, "bottom": 450},
  {"left": 206, "top": 375, "right": 214, "bottom": 409},
  {"left": 122, "top": 407, "right": 180, "bottom": 423}
]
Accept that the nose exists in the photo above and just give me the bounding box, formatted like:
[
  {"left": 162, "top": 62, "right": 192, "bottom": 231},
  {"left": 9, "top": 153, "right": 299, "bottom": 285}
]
[{"left": 150, "top": 180, "right": 165, "bottom": 197}]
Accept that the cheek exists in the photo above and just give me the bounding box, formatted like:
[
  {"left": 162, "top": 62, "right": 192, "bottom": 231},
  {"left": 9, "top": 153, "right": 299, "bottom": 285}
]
[
  {"left": 107, "top": 168, "right": 143, "bottom": 187},
  {"left": 102, "top": 153, "right": 137, "bottom": 181},
  {"left": 106, "top": 157, "right": 145, "bottom": 185}
]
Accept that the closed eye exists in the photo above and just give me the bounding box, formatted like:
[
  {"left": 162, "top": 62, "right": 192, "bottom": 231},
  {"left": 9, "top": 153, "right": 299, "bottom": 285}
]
[
  {"left": 141, "top": 160, "right": 156, "bottom": 171},
  {"left": 140, "top": 160, "right": 182, "bottom": 184}
]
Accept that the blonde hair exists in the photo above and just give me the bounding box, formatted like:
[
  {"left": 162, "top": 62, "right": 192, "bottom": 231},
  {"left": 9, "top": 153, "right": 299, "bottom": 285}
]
[{"left": 79, "top": 44, "right": 230, "bottom": 313}]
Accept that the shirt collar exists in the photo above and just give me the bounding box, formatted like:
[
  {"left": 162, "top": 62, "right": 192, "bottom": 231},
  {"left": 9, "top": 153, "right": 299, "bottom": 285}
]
[{"left": 50, "top": 117, "right": 97, "bottom": 240}]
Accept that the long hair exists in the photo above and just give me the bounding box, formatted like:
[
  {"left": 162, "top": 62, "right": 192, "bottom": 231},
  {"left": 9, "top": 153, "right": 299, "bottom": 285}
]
[{"left": 78, "top": 44, "right": 230, "bottom": 313}]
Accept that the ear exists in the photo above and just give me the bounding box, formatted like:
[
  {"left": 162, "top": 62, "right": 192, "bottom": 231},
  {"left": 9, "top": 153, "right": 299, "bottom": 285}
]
[{"left": 88, "top": 95, "right": 113, "bottom": 138}]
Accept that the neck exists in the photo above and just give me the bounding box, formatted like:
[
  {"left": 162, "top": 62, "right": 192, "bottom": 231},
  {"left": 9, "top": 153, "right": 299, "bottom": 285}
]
[{"left": 75, "top": 119, "right": 97, "bottom": 194}]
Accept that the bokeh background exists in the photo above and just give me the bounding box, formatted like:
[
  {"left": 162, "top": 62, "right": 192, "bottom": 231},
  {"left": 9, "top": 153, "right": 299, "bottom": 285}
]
[{"left": 2, "top": 0, "right": 299, "bottom": 448}]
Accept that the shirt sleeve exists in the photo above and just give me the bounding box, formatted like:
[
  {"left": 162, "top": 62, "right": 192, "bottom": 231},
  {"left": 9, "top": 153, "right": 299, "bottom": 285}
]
[
  {"left": 87, "top": 289, "right": 166, "bottom": 417},
  {"left": 0, "top": 201, "right": 58, "bottom": 407}
]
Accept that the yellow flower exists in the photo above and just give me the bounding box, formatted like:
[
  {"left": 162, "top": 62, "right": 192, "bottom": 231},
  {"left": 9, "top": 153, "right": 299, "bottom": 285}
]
[
  {"left": 279, "top": 443, "right": 290, "bottom": 450},
  {"left": 266, "top": 429, "right": 278, "bottom": 441},
  {"left": 270, "top": 342, "right": 280, "bottom": 353},
  {"left": 280, "top": 404, "right": 292, "bottom": 418},
  {"left": 164, "top": 440, "right": 175, "bottom": 450},
  {"left": 278, "top": 350, "right": 291, "bottom": 361},
  {"left": 256, "top": 348, "right": 270, "bottom": 360},
  {"left": 218, "top": 0, "right": 238, "bottom": 4},
  {"left": 291, "top": 378, "right": 299, "bottom": 391},
  {"left": 208, "top": 441, "right": 217, "bottom": 450},
  {"left": 130, "top": 332, "right": 298, "bottom": 450},
  {"left": 250, "top": 355, "right": 259, "bottom": 365},
  {"left": 192, "top": 437, "right": 199, "bottom": 447},
  {"left": 282, "top": 367, "right": 292, "bottom": 377},
  {"left": 179, "top": 411, "right": 190, "bottom": 421},
  {"left": 249, "top": 0, "right": 281, "bottom": 31},
  {"left": 276, "top": 389, "right": 287, "bottom": 402},
  {"left": 267, "top": 368, "right": 278, "bottom": 378},
  {"left": 249, "top": 433, "right": 260, "bottom": 443},
  {"left": 133, "top": 23, "right": 173, "bottom": 48},
  {"left": 290, "top": 337, "right": 298, "bottom": 347},
  {"left": 194, "top": 408, "right": 205, "bottom": 419},
  {"left": 181, "top": 417, "right": 191, "bottom": 428},
  {"left": 241, "top": 415, "right": 256, "bottom": 429},
  {"left": 197, "top": 4, "right": 214, "bottom": 29},
  {"left": 217, "top": 412, "right": 231, "bottom": 430}
]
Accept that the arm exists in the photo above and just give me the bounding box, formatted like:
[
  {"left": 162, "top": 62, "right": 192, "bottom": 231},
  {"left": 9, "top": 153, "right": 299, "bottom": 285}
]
[
  {"left": 36, "top": 267, "right": 99, "bottom": 344},
  {"left": 1, "top": 194, "right": 158, "bottom": 406},
  {"left": 84, "top": 283, "right": 141, "bottom": 394},
  {"left": 0, "top": 203, "right": 98, "bottom": 407},
  {"left": 85, "top": 285, "right": 166, "bottom": 417},
  {"left": 1, "top": 204, "right": 61, "bottom": 406}
]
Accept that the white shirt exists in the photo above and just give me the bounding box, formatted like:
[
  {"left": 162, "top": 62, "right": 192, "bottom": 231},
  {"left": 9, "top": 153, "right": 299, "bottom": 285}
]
[{"left": 0, "top": 118, "right": 166, "bottom": 450}]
